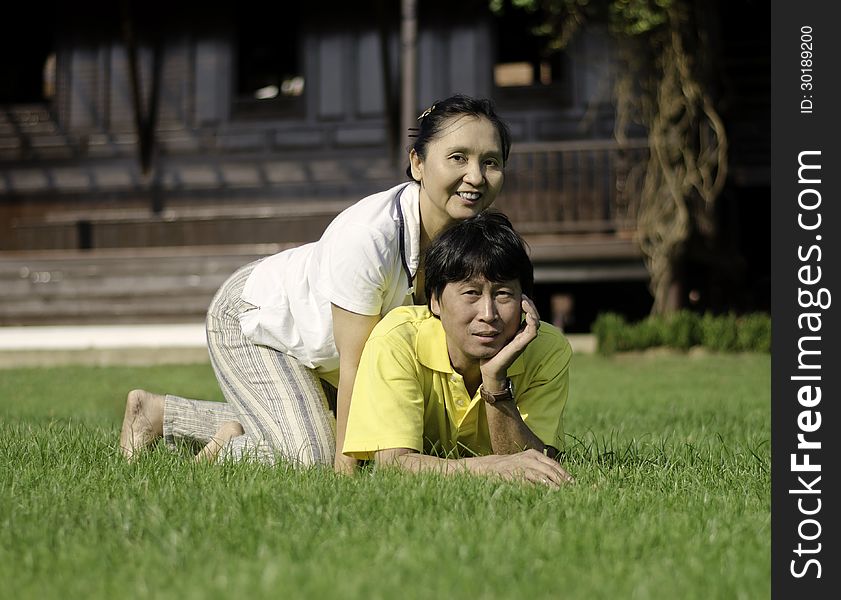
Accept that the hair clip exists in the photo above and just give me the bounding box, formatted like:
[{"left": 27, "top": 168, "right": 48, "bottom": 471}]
[{"left": 417, "top": 105, "right": 436, "bottom": 121}]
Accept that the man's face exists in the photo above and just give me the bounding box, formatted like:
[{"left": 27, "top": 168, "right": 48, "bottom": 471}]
[{"left": 430, "top": 276, "right": 523, "bottom": 373}]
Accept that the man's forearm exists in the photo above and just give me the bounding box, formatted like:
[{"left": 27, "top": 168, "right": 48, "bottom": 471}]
[
  {"left": 389, "top": 451, "right": 477, "bottom": 475},
  {"left": 374, "top": 448, "right": 573, "bottom": 487},
  {"left": 484, "top": 398, "right": 545, "bottom": 454},
  {"left": 380, "top": 449, "right": 515, "bottom": 477}
]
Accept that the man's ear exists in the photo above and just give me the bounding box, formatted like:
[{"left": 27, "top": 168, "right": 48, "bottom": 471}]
[
  {"left": 429, "top": 293, "right": 441, "bottom": 318},
  {"left": 409, "top": 149, "right": 424, "bottom": 182}
]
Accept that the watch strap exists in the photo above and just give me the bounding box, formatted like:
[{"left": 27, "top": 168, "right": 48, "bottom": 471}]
[{"left": 480, "top": 378, "right": 514, "bottom": 404}]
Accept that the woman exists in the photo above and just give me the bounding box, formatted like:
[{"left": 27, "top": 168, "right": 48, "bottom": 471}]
[{"left": 120, "top": 94, "right": 512, "bottom": 473}]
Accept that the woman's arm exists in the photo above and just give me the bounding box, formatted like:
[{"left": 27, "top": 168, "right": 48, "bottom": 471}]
[
  {"left": 375, "top": 447, "right": 573, "bottom": 487},
  {"left": 331, "top": 304, "right": 381, "bottom": 474}
]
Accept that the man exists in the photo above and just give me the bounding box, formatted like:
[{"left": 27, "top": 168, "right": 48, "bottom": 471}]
[{"left": 343, "top": 212, "right": 574, "bottom": 487}]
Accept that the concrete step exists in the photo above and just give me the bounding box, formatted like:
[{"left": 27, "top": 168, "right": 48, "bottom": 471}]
[
  {"left": 11, "top": 201, "right": 352, "bottom": 250},
  {"left": 0, "top": 245, "right": 286, "bottom": 325}
]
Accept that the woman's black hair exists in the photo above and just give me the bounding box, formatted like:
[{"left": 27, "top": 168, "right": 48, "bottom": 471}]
[
  {"left": 406, "top": 94, "right": 512, "bottom": 180},
  {"left": 424, "top": 211, "right": 533, "bottom": 307}
]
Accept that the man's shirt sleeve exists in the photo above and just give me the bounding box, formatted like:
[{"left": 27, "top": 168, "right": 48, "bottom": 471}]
[{"left": 342, "top": 326, "right": 426, "bottom": 460}]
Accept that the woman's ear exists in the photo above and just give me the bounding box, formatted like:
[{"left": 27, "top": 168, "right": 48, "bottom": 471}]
[{"left": 409, "top": 149, "right": 424, "bottom": 182}]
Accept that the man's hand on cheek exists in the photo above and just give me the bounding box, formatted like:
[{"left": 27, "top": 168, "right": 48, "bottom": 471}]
[{"left": 479, "top": 294, "right": 540, "bottom": 386}]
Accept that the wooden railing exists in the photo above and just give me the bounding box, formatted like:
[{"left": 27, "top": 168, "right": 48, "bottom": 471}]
[{"left": 495, "top": 139, "right": 649, "bottom": 235}]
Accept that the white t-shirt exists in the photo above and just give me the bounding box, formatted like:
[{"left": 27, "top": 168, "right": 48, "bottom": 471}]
[{"left": 238, "top": 182, "right": 422, "bottom": 382}]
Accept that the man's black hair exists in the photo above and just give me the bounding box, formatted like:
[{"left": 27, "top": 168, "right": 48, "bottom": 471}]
[{"left": 424, "top": 211, "right": 534, "bottom": 307}]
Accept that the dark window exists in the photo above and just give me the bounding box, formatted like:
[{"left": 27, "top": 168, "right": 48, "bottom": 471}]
[
  {"left": 232, "top": 4, "right": 305, "bottom": 118},
  {"left": 0, "top": 4, "right": 57, "bottom": 104},
  {"left": 491, "top": 3, "right": 572, "bottom": 108}
]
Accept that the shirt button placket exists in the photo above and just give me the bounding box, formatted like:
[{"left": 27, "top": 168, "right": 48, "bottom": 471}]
[{"left": 450, "top": 373, "right": 467, "bottom": 408}]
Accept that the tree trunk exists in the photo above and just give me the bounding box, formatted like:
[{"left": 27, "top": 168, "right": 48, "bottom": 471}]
[
  {"left": 399, "top": 0, "right": 417, "bottom": 150},
  {"left": 121, "top": 0, "right": 163, "bottom": 213},
  {"left": 376, "top": 0, "right": 400, "bottom": 165}
]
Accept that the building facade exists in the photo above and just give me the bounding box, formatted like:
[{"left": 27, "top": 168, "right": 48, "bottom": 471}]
[{"left": 0, "top": 0, "right": 769, "bottom": 327}]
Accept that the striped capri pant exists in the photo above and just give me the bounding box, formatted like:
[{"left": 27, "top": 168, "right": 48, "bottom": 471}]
[{"left": 163, "top": 260, "right": 337, "bottom": 466}]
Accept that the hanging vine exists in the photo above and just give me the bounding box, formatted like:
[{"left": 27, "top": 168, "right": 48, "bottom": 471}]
[
  {"left": 620, "top": 3, "right": 728, "bottom": 313},
  {"left": 491, "top": 0, "right": 729, "bottom": 314}
]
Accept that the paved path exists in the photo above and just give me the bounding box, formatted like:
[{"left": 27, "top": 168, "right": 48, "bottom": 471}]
[
  {"left": 0, "top": 323, "right": 208, "bottom": 368},
  {"left": 0, "top": 323, "right": 596, "bottom": 368},
  {"left": 0, "top": 323, "right": 206, "bottom": 350}
]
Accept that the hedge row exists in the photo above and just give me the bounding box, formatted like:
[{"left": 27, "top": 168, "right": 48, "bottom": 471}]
[{"left": 591, "top": 310, "right": 771, "bottom": 354}]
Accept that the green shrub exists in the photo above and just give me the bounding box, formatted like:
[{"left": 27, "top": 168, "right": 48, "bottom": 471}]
[
  {"left": 593, "top": 310, "right": 770, "bottom": 354},
  {"left": 736, "top": 313, "right": 772, "bottom": 352},
  {"left": 663, "top": 310, "right": 700, "bottom": 350},
  {"left": 699, "top": 313, "right": 739, "bottom": 352},
  {"left": 628, "top": 318, "right": 663, "bottom": 350},
  {"left": 592, "top": 312, "right": 626, "bottom": 355}
]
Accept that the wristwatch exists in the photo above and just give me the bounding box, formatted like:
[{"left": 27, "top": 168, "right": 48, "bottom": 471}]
[{"left": 479, "top": 378, "right": 514, "bottom": 404}]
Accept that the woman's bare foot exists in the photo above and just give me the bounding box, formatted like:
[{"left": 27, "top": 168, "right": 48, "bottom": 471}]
[
  {"left": 195, "top": 421, "right": 245, "bottom": 463},
  {"left": 119, "top": 389, "right": 165, "bottom": 461}
]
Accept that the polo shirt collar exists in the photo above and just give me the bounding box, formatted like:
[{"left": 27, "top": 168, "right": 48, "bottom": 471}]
[
  {"left": 415, "top": 314, "right": 526, "bottom": 376},
  {"left": 416, "top": 316, "right": 452, "bottom": 373}
]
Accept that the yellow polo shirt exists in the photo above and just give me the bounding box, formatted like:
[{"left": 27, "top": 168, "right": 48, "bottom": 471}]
[{"left": 343, "top": 306, "right": 572, "bottom": 460}]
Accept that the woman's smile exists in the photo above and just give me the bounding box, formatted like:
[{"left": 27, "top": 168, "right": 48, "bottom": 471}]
[{"left": 411, "top": 115, "right": 505, "bottom": 236}]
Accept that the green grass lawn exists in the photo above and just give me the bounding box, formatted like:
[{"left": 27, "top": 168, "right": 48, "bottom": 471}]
[{"left": 0, "top": 353, "right": 770, "bottom": 600}]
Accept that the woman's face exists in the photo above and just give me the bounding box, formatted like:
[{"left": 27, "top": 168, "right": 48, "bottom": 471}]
[{"left": 410, "top": 115, "right": 505, "bottom": 234}]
